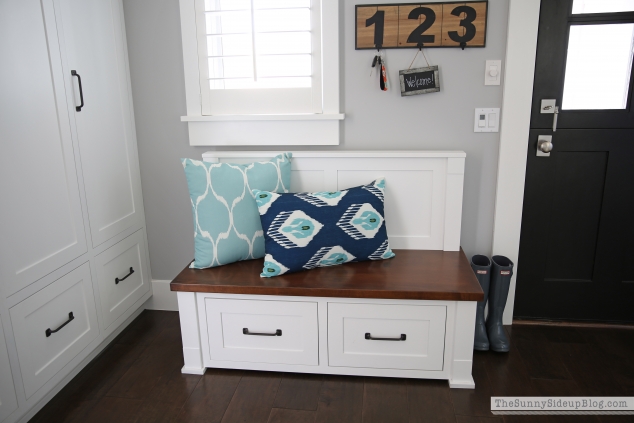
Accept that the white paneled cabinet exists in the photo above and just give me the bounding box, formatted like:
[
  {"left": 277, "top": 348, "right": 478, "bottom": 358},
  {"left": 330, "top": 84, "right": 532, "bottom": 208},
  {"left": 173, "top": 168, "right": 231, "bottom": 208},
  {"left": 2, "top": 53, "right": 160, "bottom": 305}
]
[
  {"left": 0, "top": 316, "right": 18, "bottom": 422},
  {"left": 0, "top": 0, "right": 151, "bottom": 422},
  {"left": 55, "top": 0, "right": 144, "bottom": 247},
  {"left": 0, "top": 0, "right": 88, "bottom": 297}
]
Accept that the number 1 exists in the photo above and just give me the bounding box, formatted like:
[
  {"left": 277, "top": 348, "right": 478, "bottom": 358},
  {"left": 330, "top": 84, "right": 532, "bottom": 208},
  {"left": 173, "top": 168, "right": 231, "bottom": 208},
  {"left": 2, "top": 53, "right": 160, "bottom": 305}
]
[{"left": 366, "top": 10, "right": 385, "bottom": 48}]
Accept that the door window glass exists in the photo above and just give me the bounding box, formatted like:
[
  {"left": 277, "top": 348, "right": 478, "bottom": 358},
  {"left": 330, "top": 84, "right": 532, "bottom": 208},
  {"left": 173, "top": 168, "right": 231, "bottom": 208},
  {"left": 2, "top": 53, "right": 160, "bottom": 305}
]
[
  {"left": 572, "top": 0, "right": 634, "bottom": 14},
  {"left": 562, "top": 24, "right": 634, "bottom": 110}
]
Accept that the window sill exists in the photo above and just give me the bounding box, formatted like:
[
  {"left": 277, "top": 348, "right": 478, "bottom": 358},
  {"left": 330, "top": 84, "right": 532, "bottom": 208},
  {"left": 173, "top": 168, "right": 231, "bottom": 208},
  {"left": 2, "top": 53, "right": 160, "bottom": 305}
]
[
  {"left": 183, "top": 114, "right": 343, "bottom": 146},
  {"left": 181, "top": 113, "right": 345, "bottom": 122}
]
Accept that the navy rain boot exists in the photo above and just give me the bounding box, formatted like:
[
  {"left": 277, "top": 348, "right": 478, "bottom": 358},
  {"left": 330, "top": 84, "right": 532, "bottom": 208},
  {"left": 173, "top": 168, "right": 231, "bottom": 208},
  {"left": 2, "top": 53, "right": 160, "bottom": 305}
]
[
  {"left": 471, "top": 255, "right": 491, "bottom": 351},
  {"left": 486, "top": 255, "right": 514, "bottom": 352}
]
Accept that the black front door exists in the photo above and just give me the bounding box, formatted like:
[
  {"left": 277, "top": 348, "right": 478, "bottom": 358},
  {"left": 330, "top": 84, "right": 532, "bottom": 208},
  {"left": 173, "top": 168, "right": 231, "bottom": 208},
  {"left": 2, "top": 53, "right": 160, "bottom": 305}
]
[{"left": 514, "top": 0, "right": 634, "bottom": 322}]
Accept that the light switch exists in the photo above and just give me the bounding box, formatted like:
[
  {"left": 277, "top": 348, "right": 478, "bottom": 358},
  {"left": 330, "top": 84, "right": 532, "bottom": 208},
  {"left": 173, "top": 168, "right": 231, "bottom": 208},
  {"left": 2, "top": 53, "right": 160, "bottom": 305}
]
[
  {"left": 474, "top": 108, "right": 500, "bottom": 132},
  {"left": 488, "top": 113, "right": 496, "bottom": 127},
  {"left": 485, "top": 60, "right": 502, "bottom": 85}
]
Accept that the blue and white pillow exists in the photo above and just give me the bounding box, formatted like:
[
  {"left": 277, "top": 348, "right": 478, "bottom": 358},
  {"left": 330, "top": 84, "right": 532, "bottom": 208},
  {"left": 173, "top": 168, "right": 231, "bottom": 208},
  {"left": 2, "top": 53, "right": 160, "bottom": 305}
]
[
  {"left": 253, "top": 178, "right": 395, "bottom": 277},
  {"left": 182, "top": 153, "right": 292, "bottom": 269}
]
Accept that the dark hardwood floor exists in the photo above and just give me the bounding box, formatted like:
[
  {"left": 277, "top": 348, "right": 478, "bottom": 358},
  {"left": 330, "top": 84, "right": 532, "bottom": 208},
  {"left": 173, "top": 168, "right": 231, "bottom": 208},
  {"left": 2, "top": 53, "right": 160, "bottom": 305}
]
[{"left": 30, "top": 311, "right": 634, "bottom": 423}]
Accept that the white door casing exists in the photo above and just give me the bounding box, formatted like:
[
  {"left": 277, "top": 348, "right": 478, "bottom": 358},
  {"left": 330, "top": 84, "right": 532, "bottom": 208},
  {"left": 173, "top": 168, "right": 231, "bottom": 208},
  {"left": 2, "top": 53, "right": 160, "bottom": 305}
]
[{"left": 493, "top": 0, "right": 541, "bottom": 324}]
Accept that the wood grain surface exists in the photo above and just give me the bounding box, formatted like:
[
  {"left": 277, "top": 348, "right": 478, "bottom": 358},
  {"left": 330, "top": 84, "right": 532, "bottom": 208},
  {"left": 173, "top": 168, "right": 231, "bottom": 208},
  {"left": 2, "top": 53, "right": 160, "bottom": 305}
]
[
  {"left": 170, "top": 249, "right": 484, "bottom": 301},
  {"left": 356, "top": 1, "right": 487, "bottom": 49}
]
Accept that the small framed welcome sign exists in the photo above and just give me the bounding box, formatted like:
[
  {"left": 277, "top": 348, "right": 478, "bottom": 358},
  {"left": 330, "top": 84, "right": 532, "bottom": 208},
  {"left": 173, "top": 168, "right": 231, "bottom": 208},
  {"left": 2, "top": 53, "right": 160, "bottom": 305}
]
[{"left": 399, "top": 66, "right": 440, "bottom": 96}]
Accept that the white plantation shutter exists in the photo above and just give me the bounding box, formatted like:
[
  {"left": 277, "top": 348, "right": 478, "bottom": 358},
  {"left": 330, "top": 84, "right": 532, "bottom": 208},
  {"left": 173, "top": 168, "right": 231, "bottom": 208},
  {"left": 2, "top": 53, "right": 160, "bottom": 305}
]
[{"left": 195, "top": 0, "right": 322, "bottom": 115}]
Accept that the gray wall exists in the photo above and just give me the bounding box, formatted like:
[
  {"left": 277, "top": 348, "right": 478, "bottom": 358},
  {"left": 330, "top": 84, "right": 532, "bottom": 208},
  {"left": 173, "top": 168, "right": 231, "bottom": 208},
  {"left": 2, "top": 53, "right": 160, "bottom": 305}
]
[{"left": 123, "top": 0, "right": 509, "bottom": 280}]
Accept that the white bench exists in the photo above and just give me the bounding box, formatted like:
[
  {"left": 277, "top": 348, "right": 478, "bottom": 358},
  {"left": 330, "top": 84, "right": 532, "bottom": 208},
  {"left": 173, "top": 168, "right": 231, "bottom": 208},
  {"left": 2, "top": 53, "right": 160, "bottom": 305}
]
[{"left": 171, "top": 151, "right": 481, "bottom": 388}]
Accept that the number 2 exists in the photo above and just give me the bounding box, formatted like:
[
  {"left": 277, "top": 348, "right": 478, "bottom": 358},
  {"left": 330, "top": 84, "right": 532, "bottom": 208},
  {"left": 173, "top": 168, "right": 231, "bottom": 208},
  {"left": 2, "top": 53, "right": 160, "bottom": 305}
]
[
  {"left": 406, "top": 7, "right": 436, "bottom": 45},
  {"left": 447, "top": 5, "right": 477, "bottom": 44}
]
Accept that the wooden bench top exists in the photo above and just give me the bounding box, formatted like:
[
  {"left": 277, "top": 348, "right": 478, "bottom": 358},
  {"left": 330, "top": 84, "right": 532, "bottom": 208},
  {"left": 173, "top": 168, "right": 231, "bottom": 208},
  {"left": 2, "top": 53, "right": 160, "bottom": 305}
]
[{"left": 170, "top": 249, "right": 484, "bottom": 301}]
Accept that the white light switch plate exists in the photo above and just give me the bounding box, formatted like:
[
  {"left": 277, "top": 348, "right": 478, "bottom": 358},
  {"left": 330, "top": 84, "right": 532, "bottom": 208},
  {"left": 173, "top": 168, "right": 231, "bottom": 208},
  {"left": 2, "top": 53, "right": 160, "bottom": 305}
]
[
  {"left": 485, "top": 60, "right": 502, "bottom": 85},
  {"left": 474, "top": 108, "right": 500, "bottom": 132}
]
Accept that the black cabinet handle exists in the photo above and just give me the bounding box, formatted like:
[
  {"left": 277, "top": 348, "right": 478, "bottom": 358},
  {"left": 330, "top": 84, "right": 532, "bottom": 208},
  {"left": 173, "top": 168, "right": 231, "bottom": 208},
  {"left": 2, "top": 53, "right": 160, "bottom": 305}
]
[
  {"left": 71, "top": 70, "right": 84, "bottom": 111},
  {"left": 243, "top": 328, "right": 282, "bottom": 336},
  {"left": 365, "top": 333, "right": 406, "bottom": 341},
  {"left": 46, "top": 312, "right": 74, "bottom": 337},
  {"left": 115, "top": 267, "right": 134, "bottom": 284}
]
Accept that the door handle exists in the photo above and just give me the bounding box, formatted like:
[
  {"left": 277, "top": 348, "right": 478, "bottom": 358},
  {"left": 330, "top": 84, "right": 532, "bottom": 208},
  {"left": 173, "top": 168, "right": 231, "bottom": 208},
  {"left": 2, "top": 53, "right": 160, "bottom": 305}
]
[
  {"left": 45, "top": 312, "right": 74, "bottom": 337},
  {"left": 71, "top": 70, "right": 85, "bottom": 112},
  {"left": 540, "top": 99, "right": 558, "bottom": 132},
  {"left": 243, "top": 328, "right": 282, "bottom": 336},
  {"left": 115, "top": 267, "right": 134, "bottom": 284},
  {"left": 537, "top": 135, "right": 553, "bottom": 157},
  {"left": 365, "top": 333, "right": 406, "bottom": 341}
]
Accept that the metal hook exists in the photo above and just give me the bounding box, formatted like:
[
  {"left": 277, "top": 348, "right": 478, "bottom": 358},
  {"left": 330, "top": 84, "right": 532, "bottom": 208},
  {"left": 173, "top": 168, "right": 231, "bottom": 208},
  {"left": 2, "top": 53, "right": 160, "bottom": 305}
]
[{"left": 460, "top": 42, "right": 466, "bottom": 50}]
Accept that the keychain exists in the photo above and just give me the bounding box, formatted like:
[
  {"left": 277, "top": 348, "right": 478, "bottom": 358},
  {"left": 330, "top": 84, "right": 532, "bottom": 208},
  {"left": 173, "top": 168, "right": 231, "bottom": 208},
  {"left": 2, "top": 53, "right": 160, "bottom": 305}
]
[
  {"left": 379, "top": 55, "right": 388, "bottom": 91},
  {"left": 371, "top": 50, "right": 388, "bottom": 91}
]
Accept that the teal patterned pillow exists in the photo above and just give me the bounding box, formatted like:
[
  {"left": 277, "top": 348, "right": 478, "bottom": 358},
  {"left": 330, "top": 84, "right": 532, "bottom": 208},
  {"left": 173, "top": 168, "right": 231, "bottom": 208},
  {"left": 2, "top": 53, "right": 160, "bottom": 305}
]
[{"left": 182, "top": 153, "right": 292, "bottom": 269}]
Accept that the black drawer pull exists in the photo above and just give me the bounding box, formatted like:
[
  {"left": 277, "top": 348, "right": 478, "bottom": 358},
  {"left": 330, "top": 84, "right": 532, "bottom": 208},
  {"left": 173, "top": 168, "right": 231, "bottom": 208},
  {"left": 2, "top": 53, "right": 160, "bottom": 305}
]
[
  {"left": 243, "top": 328, "right": 282, "bottom": 336},
  {"left": 365, "top": 333, "right": 406, "bottom": 341},
  {"left": 71, "top": 70, "right": 84, "bottom": 111},
  {"left": 46, "top": 312, "right": 74, "bottom": 337},
  {"left": 115, "top": 267, "right": 134, "bottom": 284}
]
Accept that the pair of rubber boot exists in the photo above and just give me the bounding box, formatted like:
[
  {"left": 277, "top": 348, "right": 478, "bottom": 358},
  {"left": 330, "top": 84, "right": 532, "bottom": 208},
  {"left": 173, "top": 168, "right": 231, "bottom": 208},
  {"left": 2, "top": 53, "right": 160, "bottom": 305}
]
[{"left": 471, "top": 255, "right": 514, "bottom": 352}]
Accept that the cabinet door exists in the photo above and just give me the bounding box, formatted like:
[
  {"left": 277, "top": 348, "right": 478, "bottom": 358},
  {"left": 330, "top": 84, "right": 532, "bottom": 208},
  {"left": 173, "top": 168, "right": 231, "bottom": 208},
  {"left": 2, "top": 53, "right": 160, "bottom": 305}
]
[
  {"left": 55, "top": 0, "right": 144, "bottom": 247},
  {"left": 0, "top": 315, "right": 18, "bottom": 422},
  {"left": 0, "top": 0, "right": 88, "bottom": 296}
]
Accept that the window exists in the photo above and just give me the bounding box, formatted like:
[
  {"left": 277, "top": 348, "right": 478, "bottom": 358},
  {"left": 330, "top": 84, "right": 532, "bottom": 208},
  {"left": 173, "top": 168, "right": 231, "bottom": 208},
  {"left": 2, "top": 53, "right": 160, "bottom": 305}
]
[
  {"left": 179, "top": 0, "right": 341, "bottom": 145},
  {"left": 571, "top": 0, "right": 634, "bottom": 14},
  {"left": 562, "top": 23, "right": 634, "bottom": 110},
  {"left": 196, "top": 0, "right": 322, "bottom": 115}
]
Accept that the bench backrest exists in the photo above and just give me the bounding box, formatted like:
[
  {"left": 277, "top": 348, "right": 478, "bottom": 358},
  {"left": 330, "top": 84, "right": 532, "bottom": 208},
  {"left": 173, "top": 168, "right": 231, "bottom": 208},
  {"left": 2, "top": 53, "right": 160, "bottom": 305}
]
[{"left": 202, "top": 151, "right": 465, "bottom": 252}]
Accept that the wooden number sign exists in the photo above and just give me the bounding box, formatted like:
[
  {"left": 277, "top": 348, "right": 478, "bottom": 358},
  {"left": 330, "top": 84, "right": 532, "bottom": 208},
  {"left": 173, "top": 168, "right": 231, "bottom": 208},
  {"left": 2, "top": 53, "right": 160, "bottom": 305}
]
[{"left": 356, "top": 1, "right": 488, "bottom": 49}]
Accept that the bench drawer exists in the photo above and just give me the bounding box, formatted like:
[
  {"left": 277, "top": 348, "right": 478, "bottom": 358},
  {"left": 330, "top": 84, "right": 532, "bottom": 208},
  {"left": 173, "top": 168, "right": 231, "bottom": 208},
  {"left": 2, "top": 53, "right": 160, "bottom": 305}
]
[
  {"left": 95, "top": 230, "right": 150, "bottom": 329},
  {"left": 10, "top": 263, "right": 99, "bottom": 399},
  {"left": 204, "top": 298, "right": 318, "bottom": 366},
  {"left": 328, "top": 303, "right": 446, "bottom": 371}
]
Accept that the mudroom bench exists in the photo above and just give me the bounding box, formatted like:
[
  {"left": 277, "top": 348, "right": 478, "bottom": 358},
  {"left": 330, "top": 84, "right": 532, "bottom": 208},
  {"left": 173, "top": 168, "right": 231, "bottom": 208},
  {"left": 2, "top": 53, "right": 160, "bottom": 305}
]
[{"left": 170, "top": 151, "right": 482, "bottom": 388}]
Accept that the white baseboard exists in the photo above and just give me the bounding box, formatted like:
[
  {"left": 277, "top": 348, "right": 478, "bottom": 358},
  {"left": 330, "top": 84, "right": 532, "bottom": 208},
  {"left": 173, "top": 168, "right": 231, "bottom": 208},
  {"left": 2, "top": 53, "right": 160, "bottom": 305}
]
[{"left": 145, "top": 280, "right": 178, "bottom": 311}]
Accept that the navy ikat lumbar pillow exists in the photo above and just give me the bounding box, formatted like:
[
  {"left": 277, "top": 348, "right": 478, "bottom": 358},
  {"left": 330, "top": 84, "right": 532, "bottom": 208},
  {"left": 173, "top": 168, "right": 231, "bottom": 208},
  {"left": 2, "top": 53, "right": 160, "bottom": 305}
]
[{"left": 253, "top": 178, "right": 395, "bottom": 277}]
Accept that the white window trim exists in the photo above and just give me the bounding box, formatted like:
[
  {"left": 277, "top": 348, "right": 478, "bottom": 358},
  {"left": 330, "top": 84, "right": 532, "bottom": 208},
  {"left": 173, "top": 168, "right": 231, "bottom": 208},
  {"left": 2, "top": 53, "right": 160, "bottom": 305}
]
[{"left": 179, "top": 0, "right": 342, "bottom": 146}]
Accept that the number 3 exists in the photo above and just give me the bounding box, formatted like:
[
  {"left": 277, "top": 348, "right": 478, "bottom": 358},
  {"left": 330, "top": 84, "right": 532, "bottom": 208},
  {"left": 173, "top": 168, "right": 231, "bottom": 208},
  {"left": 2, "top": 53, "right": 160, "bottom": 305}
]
[{"left": 448, "top": 5, "right": 477, "bottom": 44}]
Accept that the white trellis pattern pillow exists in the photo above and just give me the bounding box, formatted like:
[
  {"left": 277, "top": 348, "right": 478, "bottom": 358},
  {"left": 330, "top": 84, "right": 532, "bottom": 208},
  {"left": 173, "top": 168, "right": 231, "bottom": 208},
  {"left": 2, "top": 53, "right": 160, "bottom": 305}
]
[{"left": 182, "top": 153, "right": 292, "bottom": 268}]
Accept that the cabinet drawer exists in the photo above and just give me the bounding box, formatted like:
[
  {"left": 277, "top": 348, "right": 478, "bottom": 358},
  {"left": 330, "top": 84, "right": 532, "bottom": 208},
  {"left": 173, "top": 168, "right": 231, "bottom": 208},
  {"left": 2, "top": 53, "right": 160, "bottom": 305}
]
[
  {"left": 0, "top": 314, "right": 18, "bottom": 421},
  {"left": 204, "top": 298, "right": 318, "bottom": 366},
  {"left": 10, "top": 263, "right": 99, "bottom": 399},
  {"left": 328, "top": 303, "right": 446, "bottom": 371},
  {"left": 95, "top": 230, "right": 150, "bottom": 329}
]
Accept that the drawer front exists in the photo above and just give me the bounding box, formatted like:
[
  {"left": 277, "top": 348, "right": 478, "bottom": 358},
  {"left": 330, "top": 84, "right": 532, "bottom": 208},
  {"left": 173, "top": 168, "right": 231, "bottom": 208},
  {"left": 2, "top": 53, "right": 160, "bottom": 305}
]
[
  {"left": 328, "top": 303, "right": 446, "bottom": 371},
  {"left": 10, "top": 263, "right": 99, "bottom": 399},
  {"left": 95, "top": 230, "right": 150, "bottom": 329},
  {"left": 0, "top": 314, "right": 18, "bottom": 421},
  {"left": 204, "top": 298, "right": 318, "bottom": 366}
]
